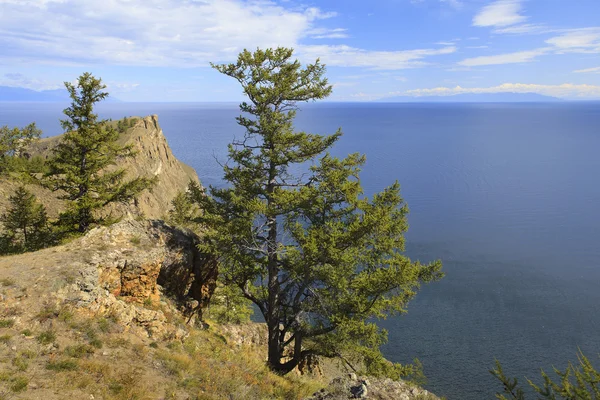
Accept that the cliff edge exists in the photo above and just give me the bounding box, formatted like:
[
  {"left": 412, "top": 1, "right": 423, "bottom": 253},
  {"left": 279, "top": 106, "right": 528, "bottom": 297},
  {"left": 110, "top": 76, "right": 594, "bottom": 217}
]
[{"left": 0, "top": 115, "right": 198, "bottom": 220}]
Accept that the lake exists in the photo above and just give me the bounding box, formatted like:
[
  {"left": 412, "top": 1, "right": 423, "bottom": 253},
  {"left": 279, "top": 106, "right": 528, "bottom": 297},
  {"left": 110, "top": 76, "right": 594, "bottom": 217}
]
[{"left": 1, "top": 101, "right": 599, "bottom": 399}]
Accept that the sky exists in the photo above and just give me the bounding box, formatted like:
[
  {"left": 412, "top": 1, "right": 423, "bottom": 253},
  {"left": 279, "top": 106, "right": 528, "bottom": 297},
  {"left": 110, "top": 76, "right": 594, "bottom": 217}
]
[{"left": 1, "top": 0, "right": 600, "bottom": 102}]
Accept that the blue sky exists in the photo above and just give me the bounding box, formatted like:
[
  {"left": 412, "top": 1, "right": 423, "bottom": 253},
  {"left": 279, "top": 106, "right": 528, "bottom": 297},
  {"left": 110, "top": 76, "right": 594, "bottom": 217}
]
[{"left": 1, "top": 0, "right": 600, "bottom": 101}]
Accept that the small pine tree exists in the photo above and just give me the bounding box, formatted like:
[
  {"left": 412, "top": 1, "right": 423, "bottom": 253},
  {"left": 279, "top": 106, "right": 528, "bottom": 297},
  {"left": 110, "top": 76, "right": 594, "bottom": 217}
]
[
  {"left": 168, "top": 189, "right": 194, "bottom": 227},
  {"left": 0, "top": 187, "right": 52, "bottom": 254},
  {"left": 0, "top": 123, "right": 42, "bottom": 174},
  {"left": 45, "top": 73, "right": 155, "bottom": 233},
  {"left": 491, "top": 351, "right": 600, "bottom": 399}
]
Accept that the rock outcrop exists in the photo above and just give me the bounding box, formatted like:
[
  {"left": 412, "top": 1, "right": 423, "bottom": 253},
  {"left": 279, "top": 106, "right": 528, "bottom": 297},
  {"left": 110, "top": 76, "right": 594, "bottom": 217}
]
[
  {"left": 0, "top": 219, "right": 217, "bottom": 339},
  {"left": 0, "top": 115, "right": 198, "bottom": 220},
  {"left": 305, "top": 374, "right": 439, "bottom": 400}
]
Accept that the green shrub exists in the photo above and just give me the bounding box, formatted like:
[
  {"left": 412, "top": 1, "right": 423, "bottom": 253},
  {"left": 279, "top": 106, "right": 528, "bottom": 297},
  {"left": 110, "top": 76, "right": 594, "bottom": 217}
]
[
  {"left": 36, "top": 330, "right": 56, "bottom": 344},
  {"left": 65, "top": 344, "right": 95, "bottom": 358},
  {"left": 97, "top": 317, "right": 111, "bottom": 333},
  {"left": 12, "top": 356, "right": 28, "bottom": 371},
  {"left": 36, "top": 305, "right": 59, "bottom": 321},
  {"left": 9, "top": 376, "right": 28, "bottom": 393},
  {"left": 0, "top": 319, "right": 14, "bottom": 328}
]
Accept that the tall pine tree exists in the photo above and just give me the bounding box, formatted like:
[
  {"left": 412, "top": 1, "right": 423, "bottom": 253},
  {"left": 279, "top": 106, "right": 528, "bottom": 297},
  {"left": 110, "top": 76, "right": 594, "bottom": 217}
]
[
  {"left": 45, "top": 73, "right": 154, "bottom": 233},
  {"left": 193, "top": 48, "right": 443, "bottom": 375}
]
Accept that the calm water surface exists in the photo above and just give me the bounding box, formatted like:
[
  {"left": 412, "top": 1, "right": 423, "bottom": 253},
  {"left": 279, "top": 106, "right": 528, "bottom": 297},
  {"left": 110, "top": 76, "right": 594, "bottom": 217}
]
[{"left": 1, "top": 102, "right": 599, "bottom": 399}]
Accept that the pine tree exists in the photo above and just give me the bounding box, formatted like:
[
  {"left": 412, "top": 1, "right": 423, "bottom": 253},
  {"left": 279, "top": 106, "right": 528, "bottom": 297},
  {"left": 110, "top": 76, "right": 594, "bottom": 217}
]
[
  {"left": 0, "top": 186, "right": 51, "bottom": 254},
  {"left": 491, "top": 351, "right": 600, "bottom": 399},
  {"left": 0, "top": 123, "right": 42, "bottom": 174},
  {"left": 168, "top": 187, "right": 197, "bottom": 228},
  {"left": 193, "top": 48, "right": 443, "bottom": 375},
  {"left": 45, "top": 73, "right": 154, "bottom": 233}
]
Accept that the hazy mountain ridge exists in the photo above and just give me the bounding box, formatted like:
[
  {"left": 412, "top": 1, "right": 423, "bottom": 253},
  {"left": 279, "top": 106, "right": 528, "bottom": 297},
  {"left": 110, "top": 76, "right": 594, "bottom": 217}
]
[
  {"left": 379, "top": 92, "right": 563, "bottom": 103},
  {"left": 0, "top": 86, "right": 121, "bottom": 102}
]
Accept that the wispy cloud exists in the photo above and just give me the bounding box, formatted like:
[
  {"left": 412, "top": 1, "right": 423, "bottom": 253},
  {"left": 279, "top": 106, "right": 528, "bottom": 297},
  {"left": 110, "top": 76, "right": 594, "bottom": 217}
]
[
  {"left": 546, "top": 29, "right": 600, "bottom": 53},
  {"left": 473, "top": 0, "right": 526, "bottom": 28},
  {"left": 0, "top": 72, "right": 139, "bottom": 93},
  {"left": 298, "top": 45, "right": 456, "bottom": 70},
  {"left": 574, "top": 66, "right": 600, "bottom": 74},
  {"left": 440, "top": 0, "right": 464, "bottom": 10},
  {"left": 403, "top": 83, "right": 600, "bottom": 99},
  {"left": 308, "top": 28, "right": 349, "bottom": 39},
  {"left": 472, "top": 0, "right": 547, "bottom": 35},
  {"left": 460, "top": 27, "right": 600, "bottom": 67},
  {"left": 0, "top": 73, "right": 63, "bottom": 90},
  {"left": 458, "top": 48, "right": 550, "bottom": 66},
  {"left": 493, "top": 23, "right": 546, "bottom": 34}
]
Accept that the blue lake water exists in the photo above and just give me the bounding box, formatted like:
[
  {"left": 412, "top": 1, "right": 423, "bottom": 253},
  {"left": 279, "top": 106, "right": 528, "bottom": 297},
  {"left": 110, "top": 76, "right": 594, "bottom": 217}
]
[{"left": 1, "top": 101, "right": 600, "bottom": 399}]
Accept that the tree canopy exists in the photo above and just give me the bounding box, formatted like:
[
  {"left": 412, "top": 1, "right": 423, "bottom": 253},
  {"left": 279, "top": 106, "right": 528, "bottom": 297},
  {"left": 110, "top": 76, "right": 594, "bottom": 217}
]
[
  {"left": 45, "top": 72, "right": 154, "bottom": 233},
  {"left": 192, "top": 47, "right": 443, "bottom": 375}
]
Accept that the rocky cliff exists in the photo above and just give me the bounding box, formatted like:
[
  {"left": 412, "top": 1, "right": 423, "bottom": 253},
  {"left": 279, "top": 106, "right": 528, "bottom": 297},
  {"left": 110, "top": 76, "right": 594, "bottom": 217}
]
[
  {"left": 0, "top": 115, "right": 198, "bottom": 220},
  {"left": 0, "top": 219, "right": 216, "bottom": 339}
]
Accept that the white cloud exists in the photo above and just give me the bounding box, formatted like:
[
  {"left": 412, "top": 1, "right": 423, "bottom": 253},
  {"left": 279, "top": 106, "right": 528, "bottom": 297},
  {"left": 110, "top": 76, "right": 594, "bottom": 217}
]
[
  {"left": 473, "top": 0, "right": 526, "bottom": 28},
  {"left": 403, "top": 83, "right": 600, "bottom": 99},
  {"left": 493, "top": 24, "right": 546, "bottom": 34},
  {"left": 298, "top": 45, "right": 456, "bottom": 70},
  {"left": 308, "top": 28, "right": 349, "bottom": 39},
  {"left": 460, "top": 27, "right": 600, "bottom": 68},
  {"left": 574, "top": 66, "right": 600, "bottom": 74},
  {"left": 0, "top": 0, "right": 336, "bottom": 66},
  {"left": 0, "top": 0, "right": 458, "bottom": 71},
  {"left": 458, "top": 48, "right": 549, "bottom": 66},
  {"left": 546, "top": 29, "right": 600, "bottom": 53}
]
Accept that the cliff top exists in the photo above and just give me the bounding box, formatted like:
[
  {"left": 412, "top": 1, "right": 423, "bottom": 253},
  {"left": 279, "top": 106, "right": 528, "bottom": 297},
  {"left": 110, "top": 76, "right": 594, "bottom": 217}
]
[{"left": 0, "top": 115, "right": 199, "bottom": 220}]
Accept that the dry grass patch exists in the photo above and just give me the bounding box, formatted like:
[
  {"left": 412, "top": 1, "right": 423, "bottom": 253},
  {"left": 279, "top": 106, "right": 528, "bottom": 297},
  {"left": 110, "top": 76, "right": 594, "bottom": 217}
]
[{"left": 151, "top": 327, "right": 323, "bottom": 400}]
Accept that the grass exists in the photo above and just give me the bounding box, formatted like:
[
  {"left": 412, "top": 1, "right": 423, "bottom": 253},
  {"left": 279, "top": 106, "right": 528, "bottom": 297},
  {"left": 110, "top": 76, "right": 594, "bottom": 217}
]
[
  {"left": 0, "top": 319, "right": 14, "bottom": 328},
  {"left": 0, "top": 278, "right": 15, "bottom": 287},
  {"left": 0, "top": 334, "right": 11, "bottom": 343},
  {"left": 65, "top": 344, "right": 96, "bottom": 358},
  {"left": 97, "top": 317, "right": 111, "bottom": 333},
  {"left": 129, "top": 235, "right": 142, "bottom": 246},
  {"left": 36, "top": 305, "right": 59, "bottom": 322},
  {"left": 46, "top": 359, "right": 78, "bottom": 371},
  {"left": 12, "top": 356, "right": 29, "bottom": 371},
  {"left": 9, "top": 376, "right": 28, "bottom": 393},
  {"left": 152, "top": 328, "right": 323, "bottom": 400},
  {"left": 0, "top": 294, "right": 327, "bottom": 399},
  {"left": 36, "top": 330, "right": 56, "bottom": 345}
]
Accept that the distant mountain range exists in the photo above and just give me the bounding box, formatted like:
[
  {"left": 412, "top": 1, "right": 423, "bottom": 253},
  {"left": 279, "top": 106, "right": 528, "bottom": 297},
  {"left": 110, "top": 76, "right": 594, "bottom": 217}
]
[
  {"left": 1, "top": 86, "right": 564, "bottom": 103},
  {"left": 379, "top": 92, "right": 562, "bottom": 103},
  {"left": 0, "top": 86, "right": 120, "bottom": 102}
]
